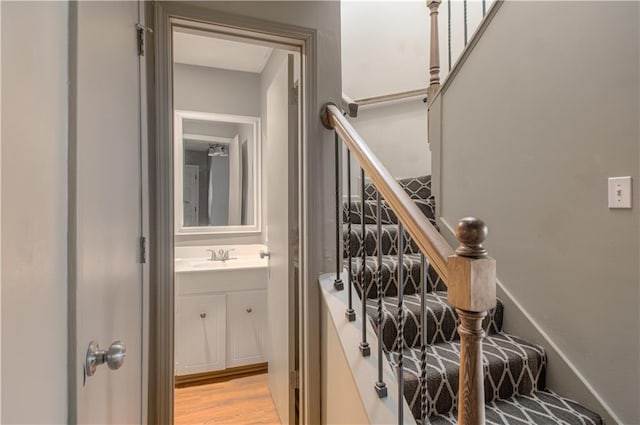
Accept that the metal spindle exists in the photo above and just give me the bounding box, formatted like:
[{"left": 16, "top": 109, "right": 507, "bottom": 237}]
[
  {"left": 447, "top": 0, "right": 452, "bottom": 72},
  {"left": 482, "top": 0, "right": 486, "bottom": 16},
  {"left": 420, "top": 254, "right": 429, "bottom": 424},
  {"left": 375, "top": 189, "right": 387, "bottom": 398},
  {"left": 346, "top": 150, "right": 355, "bottom": 321},
  {"left": 359, "top": 168, "right": 370, "bottom": 356},
  {"left": 397, "top": 223, "right": 405, "bottom": 425},
  {"left": 334, "top": 134, "right": 344, "bottom": 290},
  {"left": 463, "top": 0, "right": 468, "bottom": 45}
]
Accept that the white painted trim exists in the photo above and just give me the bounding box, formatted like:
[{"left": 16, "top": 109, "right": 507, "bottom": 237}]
[
  {"left": 173, "top": 109, "right": 262, "bottom": 235},
  {"left": 183, "top": 133, "right": 232, "bottom": 144}
]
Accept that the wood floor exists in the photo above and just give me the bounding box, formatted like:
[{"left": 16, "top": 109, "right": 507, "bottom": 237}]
[{"left": 174, "top": 373, "right": 281, "bottom": 425}]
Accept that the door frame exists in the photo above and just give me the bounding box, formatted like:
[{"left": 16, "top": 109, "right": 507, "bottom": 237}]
[{"left": 147, "top": 3, "right": 319, "bottom": 424}]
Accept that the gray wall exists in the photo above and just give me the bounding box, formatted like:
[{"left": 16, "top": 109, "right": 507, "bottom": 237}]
[
  {"left": 347, "top": 102, "right": 430, "bottom": 179},
  {"left": 432, "top": 2, "right": 639, "bottom": 423},
  {"left": 174, "top": 63, "right": 260, "bottom": 116},
  {"left": 341, "top": 1, "right": 430, "bottom": 179},
  {"left": 1, "top": 1, "right": 68, "bottom": 423}
]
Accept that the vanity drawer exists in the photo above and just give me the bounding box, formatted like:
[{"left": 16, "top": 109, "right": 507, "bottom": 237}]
[{"left": 176, "top": 267, "right": 267, "bottom": 295}]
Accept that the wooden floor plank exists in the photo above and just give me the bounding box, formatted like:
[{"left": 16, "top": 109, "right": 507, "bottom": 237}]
[{"left": 174, "top": 373, "right": 281, "bottom": 425}]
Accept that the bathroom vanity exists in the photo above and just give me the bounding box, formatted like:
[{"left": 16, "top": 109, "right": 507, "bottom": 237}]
[{"left": 174, "top": 245, "right": 268, "bottom": 381}]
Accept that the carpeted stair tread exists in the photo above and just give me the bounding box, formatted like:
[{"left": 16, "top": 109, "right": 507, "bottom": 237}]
[
  {"left": 387, "top": 333, "right": 547, "bottom": 418},
  {"left": 365, "top": 291, "right": 504, "bottom": 350},
  {"left": 350, "top": 254, "right": 446, "bottom": 299},
  {"left": 428, "top": 390, "right": 603, "bottom": 425},
  {"left": 343, "top": 223, "right": 420, "bottom": 257}
]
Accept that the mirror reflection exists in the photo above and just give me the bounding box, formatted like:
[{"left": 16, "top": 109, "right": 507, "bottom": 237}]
[{"left": 176, "top": 111, "right": 260, "bottom": 231}]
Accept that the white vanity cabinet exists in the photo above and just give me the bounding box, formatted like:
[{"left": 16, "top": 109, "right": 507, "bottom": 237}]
[{"left": 174, "top": 264, "right": 268, "bottom": 378}]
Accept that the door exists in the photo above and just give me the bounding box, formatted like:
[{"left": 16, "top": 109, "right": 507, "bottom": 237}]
[
  {"left": 183, "top": 165, "right": 199, "bottom": 226},
  {"left": 265, "top": 52, "right": 298, "bottom": 424},
  {"left": 70, "top": 2, "right": 144, "bottom": 423}
]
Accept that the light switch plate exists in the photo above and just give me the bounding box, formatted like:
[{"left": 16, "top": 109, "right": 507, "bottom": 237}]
[{"left": 608, "top": 176, "right": 632, "bottom": 208}]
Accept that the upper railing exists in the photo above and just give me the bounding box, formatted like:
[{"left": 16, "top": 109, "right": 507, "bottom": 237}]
[
  {"left": 341, "top": 89, "right": 428, "bottom": 118},
  {"left": 322, "top": 102, "right": 496, "bottom": 425},
  {"left": 343, "top": 0, "right": 501, "bottom": 120}
]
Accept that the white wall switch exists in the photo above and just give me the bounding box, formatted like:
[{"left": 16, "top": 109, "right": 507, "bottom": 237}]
[{"left": 608, "top": 176, "right": 632, "bottom": 208}]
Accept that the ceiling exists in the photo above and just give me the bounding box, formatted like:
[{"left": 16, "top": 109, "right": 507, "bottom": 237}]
[{"left": 173, "top": 29, "right": 273, "bottom": 74}]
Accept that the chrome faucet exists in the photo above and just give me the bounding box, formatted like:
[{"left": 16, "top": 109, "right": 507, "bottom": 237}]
[{"left": 206, "top": 248, "right": 235, "bottom": 262}]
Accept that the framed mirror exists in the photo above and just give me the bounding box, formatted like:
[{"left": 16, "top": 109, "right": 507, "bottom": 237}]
[{"left": 174, "top": 110, "right": 261, "bottom": 234}]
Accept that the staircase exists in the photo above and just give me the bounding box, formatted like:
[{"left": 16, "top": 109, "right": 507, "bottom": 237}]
[{"left": 345, "top": 175, "right": 604, "bottom": 425}]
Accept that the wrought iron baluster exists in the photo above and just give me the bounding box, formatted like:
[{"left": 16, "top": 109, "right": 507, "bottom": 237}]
[
  {"left": 333, "top": 134, "right": 343, "bottom": 290},
  {"left": 447, "top": 0, "right": 452, "bottom": 72},
  {"left": 420, "top": 254, "right": 429, "bottom": 424},
  {"left": 375, "top": 189, "right": 387, "bottom": 397},
  {"left": 359, "top": 168, "right": 370, "bottom": 356},
  {"left": 397, "top": 223, "right": 405, "bottom": 425},
  {"left": 464, "top": 0, "right": 468, "bottom": 45},
  {"left": 346, "top": 150, "right": 355, "bottom": 321}
]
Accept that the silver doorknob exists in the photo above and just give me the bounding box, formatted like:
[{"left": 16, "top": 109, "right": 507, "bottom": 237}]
[
  {"left": 246, "top": 308, "right": 253, "bottom": 313},
  {"left": 85, "top": 340, "right": 127, "bottom": 377},
  {"left": 260, "top": 250, "right": 271, "bottom": 259},
  {"left": 200, "top": 312, "right": 207, "bottom": 318}
]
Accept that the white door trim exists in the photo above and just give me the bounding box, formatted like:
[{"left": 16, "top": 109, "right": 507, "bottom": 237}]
[{"left": 148, "top": 3, "right": 320, "bottom": 424}]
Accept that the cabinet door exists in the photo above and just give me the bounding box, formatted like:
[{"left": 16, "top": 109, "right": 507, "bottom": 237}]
[
  {"left": 227, "top": 290, "right": 267, "bottom": 368},
  {"left": 175, "top": 294, "right": 226, "bottom": 375}
]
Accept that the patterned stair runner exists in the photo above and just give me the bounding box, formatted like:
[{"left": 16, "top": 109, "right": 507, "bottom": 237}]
[{"left": 343, "top": 175, "right": 603, "bottom": 425}]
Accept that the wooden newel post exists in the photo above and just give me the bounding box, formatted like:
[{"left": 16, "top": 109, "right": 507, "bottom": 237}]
[
  {"left": 427, "top": 0, "right": 442, "bottom": 102},
  {"left": 447, "top": 217, "right": 496, "bottom": 425}
]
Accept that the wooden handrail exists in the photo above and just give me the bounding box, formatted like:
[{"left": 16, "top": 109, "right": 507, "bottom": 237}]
[
  {"left": 356, "top": 88, "right": 428, "bottom": 107},
  {"left": 322, "top": 103, "right": 453, "bottom": 281},
  {"left": 341, "top": 93, "right": 359, "bottom": 118},
  {"left": 341, "top": 89, "right": 428, "bottom": 118},
  {"left": 323, "top": 100, "right": 497, "bottom": 425}
]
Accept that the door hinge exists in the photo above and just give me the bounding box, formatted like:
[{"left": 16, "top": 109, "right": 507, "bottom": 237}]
[
  {"left": 136, "top": 24, "right": 153, "bottom": 57},
  {"left": 290, "top": 370, "right": 299, "bottom": 389},
  {"left": 139, "top": 236, "right": 147, "bottom": 264},
  {"left": 290, "top": 85, "right": 299, "bottom": 106}
]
